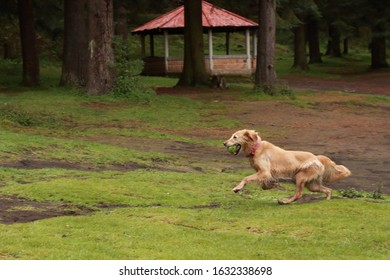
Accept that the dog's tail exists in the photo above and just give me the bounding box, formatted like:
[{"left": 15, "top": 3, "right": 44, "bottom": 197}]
[{"left": 317, "top": 155, "right": 351, "bottom": 183}]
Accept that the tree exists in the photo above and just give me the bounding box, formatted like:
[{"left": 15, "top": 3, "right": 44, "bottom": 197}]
[
  {"left": 85, "top": 0, "right": 115, "bottom": 95},
  {"left": 292, "top": 16, "right": 309, "bottom": 70},
  {"left": 255, "top": 0, "right": 276, "bottom": 92},
  {"left": 114, "top": 0, "right": 128, "bottom": 40},
  {"left": 60, "top": 0, "right": 88, "bottom": 88},
  {"left": 60, "top": 0, "right": 115, "bottom": 95},
  {"left": 326, "top": 23, "right": 342, "bottom": 57},
  {"left": 177, "top": 0, "right": 208, "bottom": 87},
  {"left": 370, "top": 25, "right": 389, "bottom": 69},
  {"left": 307, "top": 15, "right": 322, "bottom": 63},
  {"left": 17, "top": 0, "right": 40, "bottom": 86},
  {"left": 279, "top": 0, "right": 319, "bottom": 70},
  {"left": 364, "top": 0, "right": 389, "bottom": 69}
]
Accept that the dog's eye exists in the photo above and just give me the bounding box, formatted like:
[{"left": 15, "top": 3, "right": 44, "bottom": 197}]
[{"left": 233, "top": 135, "right": 238, "bottom": 139}]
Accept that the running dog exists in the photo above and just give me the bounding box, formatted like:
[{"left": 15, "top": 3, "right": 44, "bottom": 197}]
[{"left": 224, "top": 129, "right": 351, "bottom": 204}]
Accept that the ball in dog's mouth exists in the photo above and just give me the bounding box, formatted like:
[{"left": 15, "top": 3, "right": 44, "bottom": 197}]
[{"left": 227, "top": 144, "right": 241, "bottom": 155}]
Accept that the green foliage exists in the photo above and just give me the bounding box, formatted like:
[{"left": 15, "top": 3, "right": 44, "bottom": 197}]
[
  {"left": 111, "top": 38, "right": 155, "bottom": 102},
  {"left": 339, "top": 188, "right": 366, "bottom": 198},
  {"left": 339, "top": 187, "right": 385, "bottom": 200}
]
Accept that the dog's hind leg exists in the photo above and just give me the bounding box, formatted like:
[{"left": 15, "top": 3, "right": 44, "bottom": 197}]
[
  {"left": 306, "top": 180, "right": 332, "bottom": 200},
  {"left": 278, "top": 166, "right": 320, "bottom": 205},
  {"left": 278, "top": 179, "right": 305, "bottom": 205}
]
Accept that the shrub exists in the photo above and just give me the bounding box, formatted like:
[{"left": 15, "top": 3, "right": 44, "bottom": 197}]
[
  {"left": 339, "top": 188, "right": 366, "bottom": 199},
  {"left": 339, "top": 186, "right": 385, "bottom": 200},
  {"left": 111, "top": 38, "right": 155, "bottom": 102}
]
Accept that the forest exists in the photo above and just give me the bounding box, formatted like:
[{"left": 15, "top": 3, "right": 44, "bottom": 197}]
[{"left": 0, "top": 0, "right": 389, "bottom": 94}]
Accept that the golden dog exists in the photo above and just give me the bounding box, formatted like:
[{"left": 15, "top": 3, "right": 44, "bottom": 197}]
[{"left": 224, "top": 129, "right": 351, "bottom": 204}]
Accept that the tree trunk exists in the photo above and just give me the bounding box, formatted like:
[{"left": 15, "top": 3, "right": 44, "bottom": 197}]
[
  {"left": 343, "top": 38, "right": 349, "bottom": 55},
  {"left": 307, "top": 18, "right": 322, "bottom": 64},
  {"left": 370, "top": 35, "right": 389, "bottom": 69},
  {"left": 292, "top": 22, "right": 309, "bottom": 70},
  {"left": 85, "top": 0, "right": 115, "bottom": 95},
  {"left": 60, "top": 0, "right": 89, "bottom": 87},
  {"left": 61, "top": 0, "right": 115, "bottom": 95},
  {"left": 177, "top": 0, "right": 208, "bottom": 87},
  {"left": 255, "top": 0, "right": 276, "bottom": 92},
  {"left": 328, "top": 24, "right": 341, "bottom": 57},
  {"left": 114, "top": 2, "right": 128, "bottom": 40},
  {"left": 17, "top": 0, "right": 40, "bottom": 86}
]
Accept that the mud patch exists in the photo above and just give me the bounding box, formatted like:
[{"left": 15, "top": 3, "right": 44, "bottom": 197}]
[
  {"left": 283, "top": 72, "right": 390, "bottom": 96},
  {"left": 0, "top": 195, "right": 93, "bottom": 224}
]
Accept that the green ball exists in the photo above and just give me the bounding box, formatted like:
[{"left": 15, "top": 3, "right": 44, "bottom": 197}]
[{"left": 227, "top": 145, "right": 236, "bottom": 154}]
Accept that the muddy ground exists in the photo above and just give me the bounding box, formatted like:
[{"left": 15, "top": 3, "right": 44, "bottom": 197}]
[
  {"left": 156, "top": 72, "right": 390, "bottom": 195},
  {"left": 1, "top": 73, "right": 389, "bottom": 224}
]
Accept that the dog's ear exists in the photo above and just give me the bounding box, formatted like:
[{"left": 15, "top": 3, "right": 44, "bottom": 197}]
[{"left": 244, "top": 130, "right": 258, "bottom": 142}]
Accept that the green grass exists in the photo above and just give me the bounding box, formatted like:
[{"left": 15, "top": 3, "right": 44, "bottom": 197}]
[
  {"left": 1, "top": 170, "right": 389, "bottom": 259},
  {"left": 0, "top": 59, "right": 389, "bottom": 260}
]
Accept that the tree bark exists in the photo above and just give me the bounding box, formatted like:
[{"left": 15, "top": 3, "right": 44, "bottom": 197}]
[
  {"left": 85, "top": 0, "right": 115, "bottom": 95},
  {"left": 61, "top": 0, "right": 115, "bottom": 95},
  {"left": 307, "top": 18, "right": 322, "bottom": 64},
  {"left": 343, "top": 38, "right": 349, "bottom": 55},
  {"left": 370, "top": 35, "right": 388, "bottom": 69},
  {"left": 114, "top": 1, "right": 128, "bottom": 40},
  {"left": 60, "top": 0, "right": 88, "bottom": 87},
  {"left": 177, "top": 0, "right": 208, "bottom": 87},
  {"left": 292, "top": 21, "right": 309, "bottom": 70},
  {"left": 328, "top": 24, "right": 341, "bottom": 57},
  {"left": 255, "top": 0, "right": 276, "bottom": 92},
  {"left": 17, "top": 0, "right": 40, "bottom": 86}
]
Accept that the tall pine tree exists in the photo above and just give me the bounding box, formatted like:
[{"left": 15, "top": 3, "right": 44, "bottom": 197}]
[
  {"left": 18, "top": 0, "right": 40, "bottom": 86},
  {"left": 255, "top": 0, "right": 276, "bottom": 92},
  {"left": 177, "top": 0, "right": 208, "bottom": 87}
]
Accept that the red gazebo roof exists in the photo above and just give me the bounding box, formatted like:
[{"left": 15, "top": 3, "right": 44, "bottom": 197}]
[{"left": 132, "top": 1, "right": 258, "bottom": 35}]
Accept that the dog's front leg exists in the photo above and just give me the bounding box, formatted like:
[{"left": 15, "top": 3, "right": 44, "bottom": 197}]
[{"left": 232, "top": 173, "right": 264, "bottom": 193}]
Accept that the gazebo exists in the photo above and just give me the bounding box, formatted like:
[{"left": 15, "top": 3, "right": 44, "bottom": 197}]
[{"left": 131, "top": 1, "right": 258, "bottom": 76}]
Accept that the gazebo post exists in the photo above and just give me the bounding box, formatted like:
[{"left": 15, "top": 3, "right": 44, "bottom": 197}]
[
  {"left": 226, "top": 31, "right": 230, "bottom": 55},
  {"left": 149, "top": 34, "right": 154, "bottom": 57},
  {"left": 253, "top": 31, "right": 257, "bottom": 58},
  {"left": 208, "top": 29, "right": 214, "bottom": 73},
  {"left": 164, "top": 30, "right": 169, "bottom": 73},
  {"left": 245, "top": 29, "right": 251, "bottom": 71},
  {"left": 140, "top": 35, "right": 146, "bottom": 58}
]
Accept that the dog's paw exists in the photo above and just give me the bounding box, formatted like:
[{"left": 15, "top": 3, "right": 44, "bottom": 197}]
[
  {"left": 232, "top": 188, "right": 241, "bottom": 193},
  {"left": 277, "top": 200, "right": 289, "bottom": 205}
]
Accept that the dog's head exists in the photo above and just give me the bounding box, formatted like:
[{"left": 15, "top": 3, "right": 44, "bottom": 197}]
[{"left": 224, "top": 129, "right": 261, "bottom": 156}]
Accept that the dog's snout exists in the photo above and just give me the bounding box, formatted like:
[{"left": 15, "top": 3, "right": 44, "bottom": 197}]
[{"left": 223, "top": 141, "right": 227, "bottom": 147}]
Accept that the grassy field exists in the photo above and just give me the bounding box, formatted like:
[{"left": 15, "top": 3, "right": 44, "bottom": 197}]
[{"left": 0, "top": 56, "right": 389, "bottom": 260}]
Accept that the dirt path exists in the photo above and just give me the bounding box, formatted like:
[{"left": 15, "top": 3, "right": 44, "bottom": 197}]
[
  {"left": 283, "top": 71, "right": 390, "bottom": 95},
  {"left": 220, "top": 96, "right": 389, "bottom": 194},
  {"left": 157, "top": 72, "right": 390, "bottom": 195}
]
